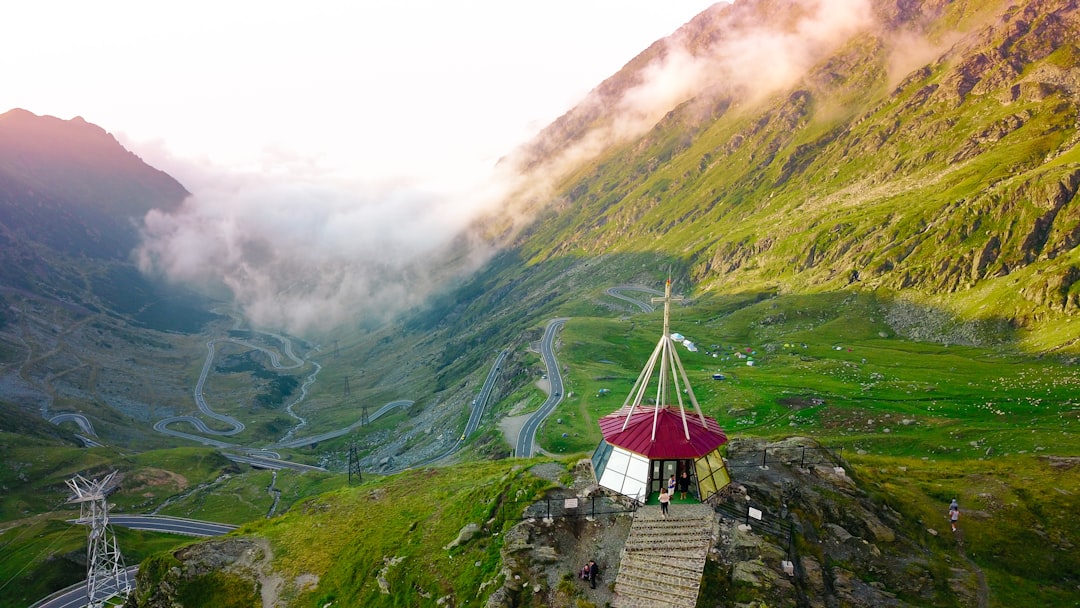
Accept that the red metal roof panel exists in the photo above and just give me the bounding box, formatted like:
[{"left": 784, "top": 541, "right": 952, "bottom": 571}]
[{"left": 598, "top": 406, "right": 727, "bottom": 459}]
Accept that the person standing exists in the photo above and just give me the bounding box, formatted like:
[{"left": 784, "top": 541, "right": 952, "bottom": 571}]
[
  {"left": 588, "top": 560, "right": 599, "bottom": 589},
  {"left": 668, "top": 474, "right": 677, "bottom": 499},
  {"left": 949, "top": 500, "right": 960, "bottom": 532},
  {"left": 659, "top": 488, "right": 671, "bottom": 517},
  {"left": 678, "top": 470, "right": 691, "bottom": 500}
]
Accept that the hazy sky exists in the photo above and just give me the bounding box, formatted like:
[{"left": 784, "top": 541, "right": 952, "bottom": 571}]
[
  {"left": 3, "top": 1, "right": 719, "bottom": 185},
  {"left": 1, "top": 1, "right": 726, "bottom": 332},
  {"left": 2, "top": 0, "right": 881, "bottom": 335}
]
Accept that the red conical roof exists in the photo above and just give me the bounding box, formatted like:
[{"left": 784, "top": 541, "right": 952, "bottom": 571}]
[{"left": 598, "top": 405, "right": 727, "bottom": 459}]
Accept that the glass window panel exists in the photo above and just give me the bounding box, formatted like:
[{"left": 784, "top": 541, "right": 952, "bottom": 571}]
[
  {"left": 663, "top": 460, "right": 678, "bottom": 479},
  {"left": 599, "top": 468, "right": 626, "bottom": 493},
  {"left": 622, "top": 476, "right": 648, "bottom": 502},
  {"left": 698, "top": 472, "right": 718, "bottom": 498},
  {"left": 712, "top": 464, "right": 731, "bottom": 490},
  {"left": 705, "top": 448, "right": 726, "bottom": 472},
  {"left": 694, "top": 457, "right": 711, "bottom": 484},
  {"left": 591, "top": 441, "right": 612, "bottom": 478},
  {"left": 627, "top": 454, "right": 650, "bottom": 484},
  {"left": 607, "top": 448, "right": 631, "bottom": 475}
]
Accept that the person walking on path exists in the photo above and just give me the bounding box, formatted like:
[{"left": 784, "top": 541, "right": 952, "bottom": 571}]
[
  {"left": 678, "top": 470, "right": 691, "bottom": 500},
  {"left": 588, "top": 560, "right": 599, "bottom": 589},
  {"left": 659, "top": 488, "right": 671, "bottom": 517},
  {"left": 949, "top": 499, "right": 960, "bottom": 532}
]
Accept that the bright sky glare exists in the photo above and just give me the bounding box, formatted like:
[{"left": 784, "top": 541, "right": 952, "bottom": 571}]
[{"left": 2, "top": 1, "right": 720, "bottom": 185}]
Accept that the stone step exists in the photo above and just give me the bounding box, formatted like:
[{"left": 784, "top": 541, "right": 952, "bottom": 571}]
[
  {"left": 635, "top": 504, "right": 715, "bottom": 518},
  {"left": 624, "top": 538, "right": 710, "bottom": 551},
  {"left": 618, "top": 557, "right": 703, "bottom": 586},
  {"left": 622, "top": 546, "right": 710, "bottom": 559},
  {"left": 626, "top": 539, "right": 708, "bottom": 552},
  {"left": 622, "top": 524, "right": 712, "bottom": 535},
  {"left": 612, "top": 594, "right": 686, "bottom": 608},
  {"left": 616, "top": 573, "right": 701, "bottom": 595},
  {"left": 634, "top": 510, "right": 713, "bottom": 521},
  {"left": 614, "top": 576, "right": 700, "bottom": 607},
  {"left": 612, "top": 505, "right": 713, "bottom": 608},
  {"left": 622, "top": 551, "right": 705, "bottom": 577},
  {"left": 634, "top": 513, "right": 714, "bottom": 524},
  {"left": 631, "top": 522, "right": 714, "bottom": 534},
  {"left": 630, "top": 524, "right": 713, "bottom": 536}
]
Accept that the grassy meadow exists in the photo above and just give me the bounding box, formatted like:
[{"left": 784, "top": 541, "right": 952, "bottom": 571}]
[
  {"left": 128, "top": 460, "right": 557, "bottom": 608},
  {"left": 3, "top": 283, "right": 1078, "bottom": 607},
  {"left": 537, "top": 289, "right": 1079, "bottom": 458},
  {"left": 0, "top": 444, "right": 348, "bottom": 608},
  {"left": 526, "top": 286, "right": 1079, "bottom": 605}
]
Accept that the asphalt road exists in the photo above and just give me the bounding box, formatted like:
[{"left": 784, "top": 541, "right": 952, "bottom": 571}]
[
  {"left": 605, "top": 284, "right": 664, "bottom": 313},
  {"left": 464, "top": 350, "right": 508, "bottom": 440},
  {"left": 190, "top": 339, "right": 247, "bottom": 434},
  {"left": 272, "top": 399, "right": 414, "bottom": 449},
  {"left": 107, "top": 515, "right": 238, "bottom": 536},
  {"left": 30, "top": 568, "right": 138, "bottom": 608},
  {"left": 33, "top": 516, "right": 236, "bottom": 608},
  {"left": 48, "top": 413, "right": 95, "bottom": 435},
  {"left": 516, "top": 318, "right": 568, "bottom": 457},
  {"left": 223, "top": 453, "right": 328, "bottom": 472},
  {"left": 394, "top": 349, "right": 507, "bottom": 470}
]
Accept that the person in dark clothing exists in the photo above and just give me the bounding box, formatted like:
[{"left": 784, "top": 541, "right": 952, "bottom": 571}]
[
  {"left": 678, "top": 470, "right": 691, "bottom": 499},
  {"left": 588, "top": 560, "right": 599, "bottom": 589}
]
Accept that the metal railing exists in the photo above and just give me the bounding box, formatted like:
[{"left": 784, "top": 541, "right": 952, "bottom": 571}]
[
  {"left": 726, "top": 444, "right": 844, "bottom": 469},
  {"left": 714, "top": 498, "right": 792, "bottom": 545},
  {"left": 509, "top": 494, "right": 639, "bottom": 520}
]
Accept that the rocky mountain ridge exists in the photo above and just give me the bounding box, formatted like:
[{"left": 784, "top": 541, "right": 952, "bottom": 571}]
[
  {"left": 491, "top": 0, "right": 1080, "bottom": 349},
  {"left": 0, "top": 108, "right": 188, "bottom": 258}
]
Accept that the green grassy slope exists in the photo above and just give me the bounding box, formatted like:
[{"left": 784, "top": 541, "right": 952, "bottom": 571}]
[
  {"left": 495, "top": 0, "right": 1080, "bottom": 352},
  {"left": 130, "top": 460, "right": 555, "bottom": 608},
  {"left": 5, "top": 0, "right": 1080, "bottom": 605},
  {"left": 0, "top": 435, "right": 346, "bottom": 608}
]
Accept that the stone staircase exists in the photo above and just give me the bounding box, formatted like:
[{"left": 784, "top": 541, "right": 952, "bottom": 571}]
[{"left": 612, "top": 503, "right": 718, "bottom": 608}]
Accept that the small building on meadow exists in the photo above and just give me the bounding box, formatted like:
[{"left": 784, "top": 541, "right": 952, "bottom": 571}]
[{"left": 591, "top": 280, "right": 731, "bottom": 503}]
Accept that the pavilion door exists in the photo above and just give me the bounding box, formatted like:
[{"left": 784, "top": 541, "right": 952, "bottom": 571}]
[{"left": 650, "top": 459, "right": 680, "bottom": 496}]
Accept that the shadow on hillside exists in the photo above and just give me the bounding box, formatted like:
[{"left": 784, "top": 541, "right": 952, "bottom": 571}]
[{"left": 690, "top": 289, "right": 1021, "bottom": 350}]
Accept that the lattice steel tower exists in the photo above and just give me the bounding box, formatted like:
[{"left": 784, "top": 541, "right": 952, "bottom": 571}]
[{"left": 67, "top": 472, "right": 130, "bottom": 607}]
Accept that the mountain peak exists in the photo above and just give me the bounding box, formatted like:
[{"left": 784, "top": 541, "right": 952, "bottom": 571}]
[{"left": 0, "top": 108, "right": 190, "bottom": 259}]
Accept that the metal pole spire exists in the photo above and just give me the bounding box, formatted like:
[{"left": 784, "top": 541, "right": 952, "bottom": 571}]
[{"left": 650, "top": 278, "right": 684, "bottom": 441}]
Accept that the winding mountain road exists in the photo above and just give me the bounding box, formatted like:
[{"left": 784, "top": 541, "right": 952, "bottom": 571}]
[
  {"left": 515, "top": 287, "right": 659, "bottom": 457},
  {"left": 54, "top": 286, "right": 660, "bottom": 470},
  {"left": 516, "top": 318, "right": 568, "bottom": 457},
  {"left": 48, "top": 413, "right": 95, "bottom": 435},
  {"left": 105, "top": 515, "right": 238, "bottom": 537},
  {"left": 605, "top": 284, "right": 664, "bottom": 313},
  {"left": 157, "top": 333, "right": 310, "bottom": 438},
  {"left": 36, "top": 286, "right": 662, "bottom": 607},
  {"left": 272, "top": 399, "right": 414, "bottom": 449},
  {"left": 390, "top": 350, "right": 508, "bottom": 470},
  {"left": 30, "top": 569, "right": 138, "bottom": 608},
  {"left": 465, "top": 350, "right": 509, "bottom": 440}
]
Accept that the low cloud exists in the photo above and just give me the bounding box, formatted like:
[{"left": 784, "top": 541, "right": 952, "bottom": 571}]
[
  {"left": 136, "top": 0, "right": 886, "bottom": 336},
  {"left": 516, "top": 0, "right": 878, "bottom": 192},
  {"left": 134, "top": 149, "right": 504, "bottom": 335}
]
